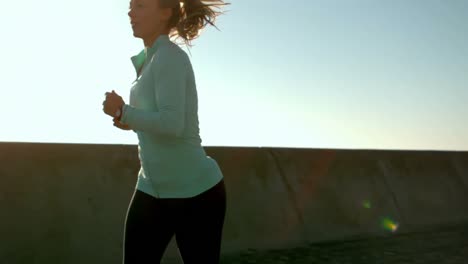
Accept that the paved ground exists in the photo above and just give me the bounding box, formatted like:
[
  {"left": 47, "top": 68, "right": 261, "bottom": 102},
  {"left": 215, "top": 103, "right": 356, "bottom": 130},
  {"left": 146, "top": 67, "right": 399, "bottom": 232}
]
[{"left": 220, "top": 224, "right": 468, "bottom": 264}]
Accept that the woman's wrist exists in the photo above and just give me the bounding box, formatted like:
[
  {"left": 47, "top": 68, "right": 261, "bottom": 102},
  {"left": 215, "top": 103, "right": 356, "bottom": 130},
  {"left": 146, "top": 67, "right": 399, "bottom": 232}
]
[{"left": 115, "top": 104, "right": 124, "bottom": 121}]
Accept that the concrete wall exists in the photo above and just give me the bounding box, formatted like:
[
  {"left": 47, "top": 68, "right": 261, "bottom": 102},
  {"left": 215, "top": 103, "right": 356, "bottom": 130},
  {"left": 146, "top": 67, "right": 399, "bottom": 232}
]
[{"left": 1, "top": 142, "right": 467, "bottom": 263}]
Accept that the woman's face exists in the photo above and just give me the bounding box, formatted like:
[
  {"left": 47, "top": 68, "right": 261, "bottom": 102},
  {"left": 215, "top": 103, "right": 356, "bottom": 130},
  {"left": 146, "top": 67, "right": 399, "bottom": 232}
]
[{"left": 128, "top": 0, "right": 171, "bottom": 40}]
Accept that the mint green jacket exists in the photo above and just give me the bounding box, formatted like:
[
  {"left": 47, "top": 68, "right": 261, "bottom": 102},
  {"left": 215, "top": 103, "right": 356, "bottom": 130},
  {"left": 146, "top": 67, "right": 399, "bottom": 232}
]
[{"left": 120, "top": 35, "right": 224, "bottom": 198}]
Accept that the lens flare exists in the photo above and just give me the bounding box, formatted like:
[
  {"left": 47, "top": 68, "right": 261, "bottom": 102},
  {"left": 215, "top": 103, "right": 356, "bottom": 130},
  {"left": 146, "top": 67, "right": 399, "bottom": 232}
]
[
  {"left": 363, "top": 200, "right": 371, "bottom": 209},
  {"left": 381, "top": 218, "right": 399, "bottom": 232}
]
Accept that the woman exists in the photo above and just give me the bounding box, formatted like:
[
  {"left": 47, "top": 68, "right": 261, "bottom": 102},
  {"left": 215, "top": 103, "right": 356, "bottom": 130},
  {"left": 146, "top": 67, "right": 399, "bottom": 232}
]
[{"left": 102, "top": 0, "right": 229, "bottom": 263}]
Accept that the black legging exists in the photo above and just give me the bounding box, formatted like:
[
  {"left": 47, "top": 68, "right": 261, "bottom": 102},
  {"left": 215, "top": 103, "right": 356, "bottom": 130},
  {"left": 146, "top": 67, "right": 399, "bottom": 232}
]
[{"left": 123, "top": 179, "right": 226, "bottom": 264}]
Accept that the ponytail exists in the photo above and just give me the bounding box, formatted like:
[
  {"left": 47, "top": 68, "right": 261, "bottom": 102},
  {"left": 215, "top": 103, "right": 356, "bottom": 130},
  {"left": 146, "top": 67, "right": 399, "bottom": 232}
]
[{"left": 160, "top": 0, "right": 230, "bottom": 47}]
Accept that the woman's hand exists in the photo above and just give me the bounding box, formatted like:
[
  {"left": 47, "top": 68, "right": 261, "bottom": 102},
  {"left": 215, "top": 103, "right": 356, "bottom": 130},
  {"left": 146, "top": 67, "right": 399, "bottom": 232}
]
[
  {"left": 103, "top": 90, "right": 125, "bottom": 118},
  {"left": 113, "top": 117, "right": 132, "bottom": 131}
]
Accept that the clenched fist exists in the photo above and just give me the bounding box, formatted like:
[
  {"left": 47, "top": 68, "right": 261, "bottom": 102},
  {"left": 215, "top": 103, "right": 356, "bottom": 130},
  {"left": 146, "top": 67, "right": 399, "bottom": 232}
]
[{"left": 103, "top": 90, "right": 125, "bottom": 118}]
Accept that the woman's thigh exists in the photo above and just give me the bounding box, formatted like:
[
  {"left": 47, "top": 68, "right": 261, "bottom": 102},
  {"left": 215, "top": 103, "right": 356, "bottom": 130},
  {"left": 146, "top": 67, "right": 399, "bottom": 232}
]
[
  {"left": 174, "top": 179, "right": 227, "bottom": 264},
  {"left": 123, "top": 190, "right": 176, "bottom": 264}
]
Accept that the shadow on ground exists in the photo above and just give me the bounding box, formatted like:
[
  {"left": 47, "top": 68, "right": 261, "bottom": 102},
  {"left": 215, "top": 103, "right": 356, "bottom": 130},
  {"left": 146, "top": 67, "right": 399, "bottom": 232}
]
[{"left": 220, "top": 223, "right": 468, "bottom": 264}]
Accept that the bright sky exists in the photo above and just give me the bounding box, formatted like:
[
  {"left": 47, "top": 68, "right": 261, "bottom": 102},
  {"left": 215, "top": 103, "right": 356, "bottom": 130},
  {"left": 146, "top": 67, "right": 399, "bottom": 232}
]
[{"left": 1, "top": 0, "right": 467, "bottom": 151}]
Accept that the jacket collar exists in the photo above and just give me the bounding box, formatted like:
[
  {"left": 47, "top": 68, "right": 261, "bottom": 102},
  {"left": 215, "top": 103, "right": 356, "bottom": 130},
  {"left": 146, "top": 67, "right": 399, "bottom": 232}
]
[{"left": 130, "top": 34, "right": 169, "bottom": 78}]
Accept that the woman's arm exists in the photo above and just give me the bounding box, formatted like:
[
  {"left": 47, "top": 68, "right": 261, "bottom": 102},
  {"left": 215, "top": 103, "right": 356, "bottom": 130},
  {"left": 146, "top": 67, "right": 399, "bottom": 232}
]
[{"left": 120, "top": 47, "right": 188, "bottom": 137}]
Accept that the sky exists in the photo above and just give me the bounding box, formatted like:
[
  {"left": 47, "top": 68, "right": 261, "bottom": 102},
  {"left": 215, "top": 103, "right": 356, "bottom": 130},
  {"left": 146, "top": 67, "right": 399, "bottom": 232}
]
[{"left": 1, "top": 0, "right": 467, "bottom": 151}]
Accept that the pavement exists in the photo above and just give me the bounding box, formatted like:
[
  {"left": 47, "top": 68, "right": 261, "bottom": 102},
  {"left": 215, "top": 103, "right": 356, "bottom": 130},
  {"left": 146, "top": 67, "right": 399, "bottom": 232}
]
[{"left": 220, "top": 223, "right": 468, "bottom": 264}]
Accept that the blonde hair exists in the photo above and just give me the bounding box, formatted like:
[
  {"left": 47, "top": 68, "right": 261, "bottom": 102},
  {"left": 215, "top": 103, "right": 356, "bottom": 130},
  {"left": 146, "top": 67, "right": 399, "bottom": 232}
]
[{"left": 159, "top": 0, "right": 230, "bottom": 47}]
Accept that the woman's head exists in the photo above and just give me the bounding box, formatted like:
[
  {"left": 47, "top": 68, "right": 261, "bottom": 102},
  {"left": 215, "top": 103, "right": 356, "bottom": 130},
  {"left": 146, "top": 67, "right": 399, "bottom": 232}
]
[{"left": 128, "top": 0, "right": 229, "bottom": 47}]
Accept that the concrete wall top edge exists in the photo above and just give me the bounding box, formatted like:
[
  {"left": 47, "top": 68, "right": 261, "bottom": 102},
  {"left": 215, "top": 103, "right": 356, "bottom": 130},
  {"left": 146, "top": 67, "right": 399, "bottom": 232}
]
[{"left": 0, "top": 142, "right": 466, "bottom": 154}]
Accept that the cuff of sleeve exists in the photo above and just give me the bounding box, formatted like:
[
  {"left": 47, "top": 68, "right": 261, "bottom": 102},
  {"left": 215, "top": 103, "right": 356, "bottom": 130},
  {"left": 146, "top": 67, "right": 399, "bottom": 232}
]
[{"left": 121, "top": 104, "right": 131, "bottom": 125}]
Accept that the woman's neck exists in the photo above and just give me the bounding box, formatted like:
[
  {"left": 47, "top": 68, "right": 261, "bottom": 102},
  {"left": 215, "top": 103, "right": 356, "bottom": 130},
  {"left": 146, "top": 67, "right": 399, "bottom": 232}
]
[{"left": 144, "top": 29, "right": 170, "bottom": 48}]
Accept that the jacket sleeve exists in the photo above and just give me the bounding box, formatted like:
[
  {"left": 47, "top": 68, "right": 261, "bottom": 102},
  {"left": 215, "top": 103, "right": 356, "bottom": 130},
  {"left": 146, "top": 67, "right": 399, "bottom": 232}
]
[{"left": 120, "top": 47, "right": 187, "bottom": 137}]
